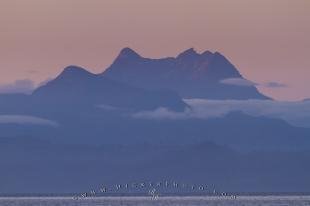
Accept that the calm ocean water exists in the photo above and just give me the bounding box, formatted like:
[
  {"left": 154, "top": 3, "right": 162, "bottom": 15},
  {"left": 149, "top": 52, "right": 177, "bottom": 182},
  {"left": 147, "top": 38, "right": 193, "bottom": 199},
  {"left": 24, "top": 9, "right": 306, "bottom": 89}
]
[{"left": 0, "top": 196, "right": 309, "bottom": 206}]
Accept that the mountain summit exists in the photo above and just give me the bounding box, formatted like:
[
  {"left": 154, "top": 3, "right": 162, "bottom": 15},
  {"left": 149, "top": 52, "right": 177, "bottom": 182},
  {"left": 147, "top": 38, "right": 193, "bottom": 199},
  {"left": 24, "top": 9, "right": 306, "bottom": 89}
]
[
  {"left": 118, "top": 47, "right": 142, "bottom": 60},
  {"left": 103, "top": 48, "right": 269, "bottom": 100}
]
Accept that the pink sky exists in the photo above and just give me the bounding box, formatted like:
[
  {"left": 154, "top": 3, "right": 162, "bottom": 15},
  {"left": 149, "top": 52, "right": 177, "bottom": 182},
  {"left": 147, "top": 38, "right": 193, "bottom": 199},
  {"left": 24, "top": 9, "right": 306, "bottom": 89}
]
[{"left": 0, "top": 0, "right": 309, "bottom": 100}]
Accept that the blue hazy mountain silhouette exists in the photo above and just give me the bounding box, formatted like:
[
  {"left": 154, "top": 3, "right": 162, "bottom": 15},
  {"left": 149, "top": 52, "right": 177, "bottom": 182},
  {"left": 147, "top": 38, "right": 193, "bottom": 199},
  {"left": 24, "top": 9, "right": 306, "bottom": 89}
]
[
  {"left": 32, "top": 65, "right": 187, "bottom": 112},
  {"left": 103, "top": 48, "right": 269, "bottom": 100},
  {"left": 1, "top": 50, "right": 310, "bottom": 193},
  {"left": 0, "top": 64, "right": 309, "bottom": 152},
  {"left": 1, "top": 107, "right": 310, "bottom": 152},
  {"left": 0, "top": 138, "right": 309, "bottom": 193}
]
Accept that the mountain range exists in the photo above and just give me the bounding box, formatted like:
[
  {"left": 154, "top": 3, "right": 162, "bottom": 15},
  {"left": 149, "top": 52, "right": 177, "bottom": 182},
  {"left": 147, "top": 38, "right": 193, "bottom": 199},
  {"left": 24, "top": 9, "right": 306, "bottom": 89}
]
[
  {"left": 1, "top": 138, "right": 309, "bottom": 194},
  {"left": 0, "top": 48, "right": 309, "bottom": 193}
]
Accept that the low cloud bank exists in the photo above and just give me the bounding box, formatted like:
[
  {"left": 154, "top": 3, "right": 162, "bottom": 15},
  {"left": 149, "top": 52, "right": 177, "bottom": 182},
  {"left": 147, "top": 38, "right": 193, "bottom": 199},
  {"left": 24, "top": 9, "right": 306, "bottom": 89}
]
[
  {"left": 0, "top": 115, "right": 59, "bottom": 127},
  {"left": 0, "top": 78, "right": 54, "bottom": 94},
  {"left": 133, "top": 107, "right": 192, "bottom": 120},
  {"left": 0, "top": 79, "right": 35, "bottom": 94},
  {"left": 220, "top": 78, "right": 287, "bottom": 88},
  {"left": 133, "top": 99, "right": 310, "bottom": 128},
  {"left": 220, "top": 78, "right": 257, "bottom": 87}
]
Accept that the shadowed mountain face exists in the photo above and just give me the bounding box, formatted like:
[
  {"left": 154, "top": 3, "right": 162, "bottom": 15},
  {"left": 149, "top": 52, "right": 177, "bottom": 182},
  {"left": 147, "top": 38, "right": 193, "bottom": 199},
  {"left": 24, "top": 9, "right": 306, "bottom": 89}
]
[
  {"left": 32, "top": 66, "right": 187, "bottom": 112},
  {"left": 103, "top": 48, "right": 269, "bottom": 100}
]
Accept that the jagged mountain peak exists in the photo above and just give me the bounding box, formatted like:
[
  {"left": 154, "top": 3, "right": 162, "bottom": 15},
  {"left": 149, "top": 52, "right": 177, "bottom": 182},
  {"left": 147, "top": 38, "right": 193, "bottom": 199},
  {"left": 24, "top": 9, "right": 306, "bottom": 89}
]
[
  {"left": 117, "top": 47, "right": 142, "bottom": 60},
  {"left": 201, "top": 50, "right": 213, "bottom": 57},
  {"left": 177, "top": 48, "right": 200, "bottom": 59},
  {"left": 103, "top": 48, "right": 269, "bottom": 100},
  {"left": 177, "top": 48, "right": 215, "bottom": 60}
]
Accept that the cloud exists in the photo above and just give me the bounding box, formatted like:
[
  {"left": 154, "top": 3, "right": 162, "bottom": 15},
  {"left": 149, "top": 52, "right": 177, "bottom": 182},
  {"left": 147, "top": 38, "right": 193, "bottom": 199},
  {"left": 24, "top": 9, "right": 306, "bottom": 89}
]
[
  {"left": 220, "top": 78, "right": 287, "bottom": 89},
  {"left": 133, "top": 99, "right": 310, "bottom": 128},
  {"left": 0, "top": 115, "right": 59, "bottom": 127},
  {"left": 0, "top": 79, "right": 35, "bottom": 94},
  {"left": 133, "top": 107, "right": 192, "bottom": 120},
  {"left": 220, "top": 78, "right": 257, "bottom": 87},
  {"left": 263, "top": 82, "right": 287, "bottom": 88}
]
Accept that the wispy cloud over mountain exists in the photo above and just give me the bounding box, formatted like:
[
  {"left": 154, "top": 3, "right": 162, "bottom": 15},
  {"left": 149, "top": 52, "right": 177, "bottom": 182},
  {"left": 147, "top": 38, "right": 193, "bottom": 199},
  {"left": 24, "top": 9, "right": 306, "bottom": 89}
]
[
  {"left": 264, "top": 82, "right": 287, "bottom": 88},
  {"left": 220, "top": 77, "right": 287, "bottom": 88},
  {"left": 0, "top": 115, "right": 58, "bottom": 127},
  {"left": 220, "top": 78, "right": 258, "bottom": 87},
  {"left": 133, "top": 107, "right": 192, "bottom": 120},
  {"left": 133, "top": 99, "right": 310, "bottom": 128}
]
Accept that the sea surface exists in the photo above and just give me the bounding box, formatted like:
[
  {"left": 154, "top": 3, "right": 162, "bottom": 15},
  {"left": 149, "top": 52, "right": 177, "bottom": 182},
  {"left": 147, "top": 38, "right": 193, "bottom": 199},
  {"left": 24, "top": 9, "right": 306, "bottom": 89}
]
[{"left": 0, "top": 196, "right": 309, "bottom": 206}]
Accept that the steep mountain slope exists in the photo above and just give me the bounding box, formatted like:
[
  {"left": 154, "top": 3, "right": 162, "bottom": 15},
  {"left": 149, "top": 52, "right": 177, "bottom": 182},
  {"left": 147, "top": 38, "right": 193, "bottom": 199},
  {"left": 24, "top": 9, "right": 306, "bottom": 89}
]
[{"left": 12, "top": 65, "right": 187, "bottom": 112}]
